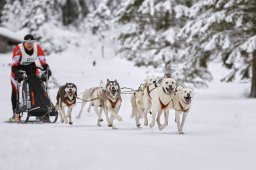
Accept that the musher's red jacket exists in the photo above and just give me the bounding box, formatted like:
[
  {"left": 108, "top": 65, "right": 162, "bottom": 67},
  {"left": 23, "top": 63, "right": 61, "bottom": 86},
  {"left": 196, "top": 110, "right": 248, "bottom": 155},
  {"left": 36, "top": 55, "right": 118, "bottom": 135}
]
[{"left": 11, "top": 43, "right": 48, "bottom": 92}]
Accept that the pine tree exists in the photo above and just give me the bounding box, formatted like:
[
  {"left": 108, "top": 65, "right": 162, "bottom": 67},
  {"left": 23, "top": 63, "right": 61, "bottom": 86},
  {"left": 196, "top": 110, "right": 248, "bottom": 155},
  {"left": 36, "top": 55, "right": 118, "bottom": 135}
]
[
  {"left": 61, "top": 0, "right": 81, "bottom": 26},
  {"left": 1, "top": 0, "right": 23, "bottom": 30},
  {"left": 0, "top": 0, "right": 6, "bottom": 23},
  {"left": 178, "top": 0, "right": 256, "bottom": 96},
  {"left": 82, "top": 0, "right": 114, "bottom": 35},
  {"left": 116, "top": 0, "right": 209, "bottom": 87}
]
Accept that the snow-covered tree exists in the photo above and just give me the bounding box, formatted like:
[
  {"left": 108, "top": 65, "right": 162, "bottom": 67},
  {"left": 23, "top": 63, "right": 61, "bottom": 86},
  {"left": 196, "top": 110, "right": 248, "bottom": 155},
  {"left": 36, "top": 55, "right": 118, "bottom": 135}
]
[
  {"left": 178, "top": 0, "right": 256, "bottom": 97},
  {"left": 1, "top": 0, "right": 80, "bottom": 54},
  {"left": 82, "top": 0, "right": 112, "bottom": 35},
  {"left": 116, "top": 0, "right": 209, "bottom": 87},
  {"left": 0, "top": 0, "right": 6, "bottom": 23},
  {"left": 61, "top": 0, "right": 81, "bottom": 26},
  {"left": 1, "top": 0, "right": 23, "bottom": 30}
]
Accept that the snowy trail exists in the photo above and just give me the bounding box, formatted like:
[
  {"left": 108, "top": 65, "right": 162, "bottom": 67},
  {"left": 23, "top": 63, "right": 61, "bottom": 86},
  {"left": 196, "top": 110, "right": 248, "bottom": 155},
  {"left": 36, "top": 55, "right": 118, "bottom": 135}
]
[{"left": 0, "top": 47, "right": 256, "bottom": 170}]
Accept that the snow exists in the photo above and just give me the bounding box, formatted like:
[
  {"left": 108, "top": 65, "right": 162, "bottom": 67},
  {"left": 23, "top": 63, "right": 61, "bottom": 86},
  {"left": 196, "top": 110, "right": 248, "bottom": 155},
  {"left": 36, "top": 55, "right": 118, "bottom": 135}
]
[
  {"left": 0, "top": 42, "right": 256, "bottom": 170},
  {"left": 0, "top": 27, "right": 24, "bottom": 42}
]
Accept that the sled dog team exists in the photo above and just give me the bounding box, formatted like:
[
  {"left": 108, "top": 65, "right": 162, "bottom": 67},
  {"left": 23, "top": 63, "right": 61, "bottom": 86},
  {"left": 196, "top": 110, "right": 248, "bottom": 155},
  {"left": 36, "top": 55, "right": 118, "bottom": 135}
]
[{"left": 56, "top": 75, "right": 193, "bottom": 134}]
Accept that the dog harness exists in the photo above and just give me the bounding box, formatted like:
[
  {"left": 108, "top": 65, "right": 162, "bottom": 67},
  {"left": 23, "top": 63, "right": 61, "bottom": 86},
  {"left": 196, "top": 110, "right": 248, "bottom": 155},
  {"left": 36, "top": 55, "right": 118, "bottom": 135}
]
[
  {"left": 147, "top": 86, "right": 152, "bottom": 99},
  {"left": 178, "top": 101, "right": 189, "bottom": 112},
  {"left": 159, "top": 98, "right": 172, "bottom": 110},
  {"left": 108, "top": 98, "right": 120, "bottom": 109},
  {"left": 146, "top": 83, "right": 158, "bottom": 100},
  {"left": 63, "top": 93, "right": 76, "bottom": 107}
]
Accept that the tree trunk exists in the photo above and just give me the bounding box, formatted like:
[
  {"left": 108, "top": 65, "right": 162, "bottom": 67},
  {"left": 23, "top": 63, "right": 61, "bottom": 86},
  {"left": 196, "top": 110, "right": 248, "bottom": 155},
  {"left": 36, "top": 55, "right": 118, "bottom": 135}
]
[{"left": 250, "top": 50, "right": 256, "bottom": 97}]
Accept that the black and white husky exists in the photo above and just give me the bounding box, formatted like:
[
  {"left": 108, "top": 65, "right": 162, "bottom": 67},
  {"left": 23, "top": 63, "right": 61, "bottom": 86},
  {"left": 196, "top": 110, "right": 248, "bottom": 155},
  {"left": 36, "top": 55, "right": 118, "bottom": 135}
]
[{"left": 56, "top": 83, "right": 77, "bottom": 125}]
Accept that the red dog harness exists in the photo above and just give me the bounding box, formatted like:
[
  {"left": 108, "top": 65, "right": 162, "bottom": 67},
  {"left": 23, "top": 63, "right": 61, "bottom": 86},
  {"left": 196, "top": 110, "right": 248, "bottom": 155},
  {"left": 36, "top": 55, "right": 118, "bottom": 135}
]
[{"left": 159, "top": 98, "right": 172, "bottom": 110}]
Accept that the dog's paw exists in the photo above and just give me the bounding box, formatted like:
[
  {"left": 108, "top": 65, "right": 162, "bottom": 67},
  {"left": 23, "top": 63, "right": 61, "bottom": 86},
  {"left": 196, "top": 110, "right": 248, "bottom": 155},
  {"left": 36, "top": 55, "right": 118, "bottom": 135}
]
[
  {"left": 159, "top": 125, "right": 163, "bottom": 131},
  {"left": 178, "top": 131, "right": 184, "bottom": 135},
  {"left": 108, "top": 124, "right": 112, "bottom": 127},
  {"left": 69, "top": 122, "right": 73, "bottom": 125},
  {"left": 97, "top": 122, "right": 101, "bottom": 126},
  {"left": 136, "top": 123, "right": 141, "bottom": 128},
  {"left": 112, "top": 126, "right": 118, "bottom": 130},
  {"left": 149, "top": 123, "right": 155, "bottom": 128}
]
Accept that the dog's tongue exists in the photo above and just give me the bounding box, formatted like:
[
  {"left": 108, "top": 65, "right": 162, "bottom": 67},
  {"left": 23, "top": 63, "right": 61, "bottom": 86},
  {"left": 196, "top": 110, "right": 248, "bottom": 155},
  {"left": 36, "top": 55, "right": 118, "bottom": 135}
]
[
  {"left": 185, "top": 97, "right": 191, "bottom": 103},
  {"left": 65, "top": 92, "right": 73, "bottom": 97}
]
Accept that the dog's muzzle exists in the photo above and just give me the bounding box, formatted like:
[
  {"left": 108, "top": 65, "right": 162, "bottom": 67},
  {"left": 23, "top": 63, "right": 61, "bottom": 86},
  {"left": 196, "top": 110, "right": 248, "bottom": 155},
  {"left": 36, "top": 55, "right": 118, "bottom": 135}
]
[
  {"left": 166, "top": 85, "right": 174, "bottom": 94},
  {"left": 68, "top": 90, "right": 75, "bottom": 96},
  {"left": 184, "top": 95, "right": 191, "bottom": 104},
  {"left": 111, "top": 88, "right": 117, "bottom": 95}
]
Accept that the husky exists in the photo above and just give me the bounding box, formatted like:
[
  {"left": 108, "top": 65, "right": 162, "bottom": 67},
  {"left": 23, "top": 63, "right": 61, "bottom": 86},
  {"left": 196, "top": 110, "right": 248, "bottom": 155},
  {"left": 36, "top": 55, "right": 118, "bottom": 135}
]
[
  {"left": 130, "top": 84, "right": 146, "bottom": 128},
  {"left": 142, "top": 77, "right": 161, "bottom": 126},
  {"left": 143, "top": 75, "right": 176, "bottom": 128},
  {"left": 172, "top": 87, "right": 193, "bottom": 134},
  {"left": 101, "top": 79, "right": 122, "bottom": 129},
  {"left": 56, "top": 83, "right": 77, "bottom": 125},
  {"left": 144, "top": 75, "right": 158, "bottom": 86},
  {"left": 76, "top": 80, "right": 106, "bottom": 126}
]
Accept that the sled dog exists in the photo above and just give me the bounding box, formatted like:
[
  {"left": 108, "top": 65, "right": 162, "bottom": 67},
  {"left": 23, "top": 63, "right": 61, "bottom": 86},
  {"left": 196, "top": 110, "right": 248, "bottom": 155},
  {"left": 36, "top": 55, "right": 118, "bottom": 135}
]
[
  {"left": 76, "top": 80, "right": 106, "bottom": 126},
  {"left": 143, "top": 75, "right": 176, "bottom": 128},
  {"left": 56, "top": 83, "right": 77, "bottom": 125}
]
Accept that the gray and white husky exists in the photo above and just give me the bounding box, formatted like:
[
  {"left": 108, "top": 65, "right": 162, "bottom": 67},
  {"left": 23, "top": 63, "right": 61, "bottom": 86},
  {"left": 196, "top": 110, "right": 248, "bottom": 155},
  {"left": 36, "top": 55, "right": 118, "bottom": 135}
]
[
  {"left": 102, "top": 79, "right": 122, "bottom": 129},
  {"left": 56, "top": 83, "right": 77, "bottom": 125}
]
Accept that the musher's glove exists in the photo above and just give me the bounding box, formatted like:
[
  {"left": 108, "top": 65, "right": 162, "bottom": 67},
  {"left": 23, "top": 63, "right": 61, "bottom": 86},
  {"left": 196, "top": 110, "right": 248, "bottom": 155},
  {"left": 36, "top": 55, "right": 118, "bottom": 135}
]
[
  {"left": 14, "top": 71, "right": 23, "bottom": 82},
  {"left": 42, "top": 64, "right": 52, "bottom": 78},
  {"left": 47, "top": 69, "right": 52, "bottom": 77}
]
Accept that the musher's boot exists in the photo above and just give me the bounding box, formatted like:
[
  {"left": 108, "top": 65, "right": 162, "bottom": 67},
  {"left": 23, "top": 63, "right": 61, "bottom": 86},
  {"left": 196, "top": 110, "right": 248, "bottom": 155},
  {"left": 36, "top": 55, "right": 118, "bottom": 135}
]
[{"left": 15, "top": 113, "right": 21, "bottom": 123}]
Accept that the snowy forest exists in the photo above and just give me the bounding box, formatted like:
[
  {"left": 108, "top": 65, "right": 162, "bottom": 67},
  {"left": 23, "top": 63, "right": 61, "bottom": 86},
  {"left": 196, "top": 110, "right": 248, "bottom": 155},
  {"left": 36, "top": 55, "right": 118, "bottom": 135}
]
[
  {"left": 1, "top": 1, "right": 256, "bottom": 170},
  {"left": 0, "top": 0, "right": 256, "bottom": 97}
]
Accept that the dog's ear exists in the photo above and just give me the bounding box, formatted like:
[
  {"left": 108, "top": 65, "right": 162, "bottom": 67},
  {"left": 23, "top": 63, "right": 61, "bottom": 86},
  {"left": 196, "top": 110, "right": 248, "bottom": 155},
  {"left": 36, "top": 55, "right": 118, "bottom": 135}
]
[
  {"left": 175, "top": 85, "right": 183, "bottom": 92},
  {"left": 114, "top": 79, "right": 117, "bottom": 83},
  {"left": 164, "top": 74, "right": 167, "bottom": 78},
  {"left": 188, "top": 87, "right": 194, "bottom": 92},
  {"left": 107, "top": 79, "right": 110, "bottom": 83},
  {"left": 100, "top": 80, "right": 105, "bottom": 88}
]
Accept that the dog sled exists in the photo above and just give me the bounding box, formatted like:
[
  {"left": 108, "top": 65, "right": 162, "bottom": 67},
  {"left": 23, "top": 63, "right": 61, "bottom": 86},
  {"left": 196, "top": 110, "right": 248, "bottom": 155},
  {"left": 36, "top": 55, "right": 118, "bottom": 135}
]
[{"left": 15, "top": 66, "right": 58, "bottom": 123}]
